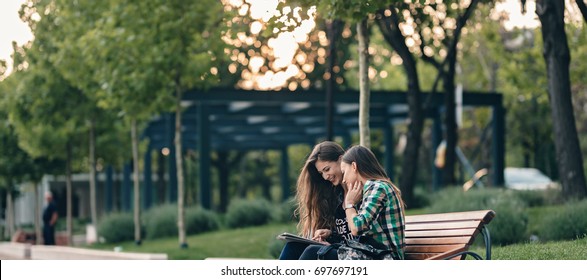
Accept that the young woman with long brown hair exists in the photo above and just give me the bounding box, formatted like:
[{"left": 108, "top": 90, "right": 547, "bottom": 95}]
[{"left": 278, "top": 141, "right": 353, "bottom": 260}]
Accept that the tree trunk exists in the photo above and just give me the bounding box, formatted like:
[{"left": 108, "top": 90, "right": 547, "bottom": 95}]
[
  {"left": 175, "top": 88, "right": 187, "bottom": 248},
  {"left": 376, "top": 8, "right": 424, "bottom": 206},
  {"left": 325, "top": 19, "right": 342, "bottom": 141},
  {"left": 157, "top": 150, "right": 166, "bottom": 204},
  {"left": 575, "top": 0, "right": 587, "bottom": 22},
  {"left": 443, "top": 59, "right": 458, "bottom": 186},
  {"left": 66, "top": 142, "right": 73, "bottom": 246},
  {"left": 437, "top": 0, "right": 479, "bottom": 186},
  {"left": 89, "top": 119, "right": 98, "bottom": 232},
  {"left": 537, "top": 0, "right": 587, "bottom": 199},
  {"left": 6, "top": 189, "right": 14, "bottom": 239},
  {"left": 34, "top": 183, "right": 41, "bottom": 244},
  {"left": 357, "top": 18, "right": 371, "bottom": 148},
  {"left": 131, "top": 118, "right": 142, "bottom": 244}
]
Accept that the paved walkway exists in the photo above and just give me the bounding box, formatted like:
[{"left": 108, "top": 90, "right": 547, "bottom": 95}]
[{"left": 0, "top": 253, "right": 27, "bottom": 260}]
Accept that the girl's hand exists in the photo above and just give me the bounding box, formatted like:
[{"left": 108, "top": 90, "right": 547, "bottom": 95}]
[
  {"left": 345, "top": 181, "right": 363, "bottom": 205},
  {"left": 312, "top": 229, "right": 332, "bottom": 243}
]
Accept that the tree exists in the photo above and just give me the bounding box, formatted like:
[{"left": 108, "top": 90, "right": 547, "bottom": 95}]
[
  {"left": 375, "top": 5, "right": 425, "bottom": 205},
  {"left": 536, "top": 0, "right": 587, "bottom": 199},
  {"left": 83, "top": 0, "right": 227, "bottom": 247},
  {"left": 0, "top": 75, "right": 33, "bottom": 240},
  {"left": 295, "top": 0, "right": 386, "bottom": 147},
  {"left": 38, "top": 0, "right": 127, "bottom": 235},
  {"left": 16, "top": 0, "right": 97, "bottom": 245}
]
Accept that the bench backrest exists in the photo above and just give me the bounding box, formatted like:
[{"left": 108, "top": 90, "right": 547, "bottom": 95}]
[{"left": 404, "top": 210, "right": 495, "bottom": 260}]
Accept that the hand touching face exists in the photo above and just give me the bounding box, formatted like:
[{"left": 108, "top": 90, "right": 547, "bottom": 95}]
[
  {"left": 341, "top": 161, "right": 363, "bottom": 204},
  {"left": 345, "top": 181, "right": 363, "bottom": 205}
]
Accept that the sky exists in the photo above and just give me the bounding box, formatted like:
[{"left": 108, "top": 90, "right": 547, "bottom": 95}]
[{"left": 0, "top": 0, "right": 33, "bottom": 71}]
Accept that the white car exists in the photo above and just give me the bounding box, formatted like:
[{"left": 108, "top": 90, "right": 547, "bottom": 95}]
[{"left": 504, "top": 167, "right": 558, "bottom": 190}]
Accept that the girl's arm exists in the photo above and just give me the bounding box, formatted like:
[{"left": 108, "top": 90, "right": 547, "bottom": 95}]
[{"left": 345, "top": 180, "right": 386, "bottom": 235}]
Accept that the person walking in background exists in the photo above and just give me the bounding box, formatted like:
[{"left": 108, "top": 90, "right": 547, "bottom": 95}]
[
  {"left": 341, "top": 145, "right": 406, "bottom": 259},
  {"left": 279, "top": 141, "right": 354, "bottom": 260},
  {"left": 42, "top": 191, "right": 58, "bottom": 245}
]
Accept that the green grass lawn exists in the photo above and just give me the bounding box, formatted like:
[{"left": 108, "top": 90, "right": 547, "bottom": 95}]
[
  {"left": 88, "top": 221, "right": 587, "bottom": 260},
  {"left": 491, "top": 237, "right": 587, "bottom": 260},
  {"left": 89, "top": 223, "right": 296, "bottom": 259}
]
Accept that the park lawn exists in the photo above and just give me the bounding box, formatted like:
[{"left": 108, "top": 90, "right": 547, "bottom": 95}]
[
  {"left": 89, "top": 221, "right": 587, "bottom": 260},
  {"left": 492, "top": 237, "right": 587, "bottom": 260},
  {"left": 89, "top": 223, "right": 296, "bottom": 260}
]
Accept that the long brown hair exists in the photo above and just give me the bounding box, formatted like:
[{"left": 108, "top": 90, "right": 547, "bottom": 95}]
[
  {"left": 295, "top": 141, "right": 345, "bottom": 238},
  {"left": 341, "top": 145, "right": 406, "bottom": 209}
]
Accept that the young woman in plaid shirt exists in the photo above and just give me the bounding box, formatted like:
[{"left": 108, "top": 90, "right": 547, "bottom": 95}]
[{"left": 341, "top": 145, "right": 406, "bottom": 259}]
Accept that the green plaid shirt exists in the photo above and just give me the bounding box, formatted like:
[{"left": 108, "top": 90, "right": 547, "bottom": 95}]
[{"left": 352, "top": 179, "right": 405, "bottom": 259}]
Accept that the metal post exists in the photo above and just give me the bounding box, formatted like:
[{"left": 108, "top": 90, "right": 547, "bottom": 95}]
[{"left": 198, "top": 103, "right": 211, "bottom": 209}]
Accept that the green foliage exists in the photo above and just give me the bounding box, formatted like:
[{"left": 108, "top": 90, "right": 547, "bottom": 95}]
[
  {"left": 409, "top": 186, "right": 432, "bottom": 209},
  {"left": 273, "top": 197, "right": 299, "bottom": 224},
  {"left": 512, "top": 188, "right": 564, "bottom": 207},
  {"left": 225, "top": 198, "right": 274, "bottom": 228},
  {"left": 143, "top": 204, "right": 177, "bottom": 239},
  {"left": 98, "top": 212, "right": 137, "bottom": 243},
  {"left": 426, "top": 187, "right": 528, "bottom": 245},
  {"left": 185, "top": 206, "right": 221, "bottom": 235},
  {"left": 536, "top": 200, "right": 587, "bottom": 241},
  {"left": 295, "top": 0, "right": 400, "bottom": 22},
  {"left": 143, "top": 204, "right": 221, "bottom": 239}
]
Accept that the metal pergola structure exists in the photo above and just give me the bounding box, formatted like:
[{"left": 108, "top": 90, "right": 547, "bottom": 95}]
[{"left": 108, "top": 88, "right": 505, "bottom": 211}]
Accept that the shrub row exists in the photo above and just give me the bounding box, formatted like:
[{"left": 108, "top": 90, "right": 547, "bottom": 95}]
[
  {"left": 98, "top": 198, "right": 292, "bottom": 243},
  {"left": 99, "top": 187, "right": 587, "bottom": 248},
  {"left": 536, "top": 199, "right": 587, "bottom": 241},
  {"left": 423, "top": 186, "right": 587, "bottom": 244}
]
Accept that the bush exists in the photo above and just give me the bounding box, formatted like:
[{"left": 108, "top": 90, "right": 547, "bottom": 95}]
[
  {"left": 144, "top": 204, "right": 221, "bottom": 239},
  {"left": 144, "top": 204, "right": 178, "bottom": 239},
  {"left": 537, "top": 199, "right": 587, "bottom": 241},
  {"left": 225, "top": 198, "right": 273, "bottom": 228},
  {"left": 185, "top": 207, "right": 221, "bottom": 235},
  {"left": 98, "top": 212, "right": 137, "bottom": 243},
  {"left": 426, "top": 187, "right": 528, "bottom": 245},
  {"left": 273, "top": 198, "right": 298, "bottom": 224},
  {"left": 513, "top": 188, "right": 564, "bottom": 207},
  {"left": 410, "top": 186, "right": 432, "bottom": 209}
]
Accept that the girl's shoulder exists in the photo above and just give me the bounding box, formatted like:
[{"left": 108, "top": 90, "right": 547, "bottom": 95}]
[
  {"left": 365, "top": 179, "right": 395, "bottom": 193},
  {"left": 365, "top": 179, "right": 390, "bottom": 187}
]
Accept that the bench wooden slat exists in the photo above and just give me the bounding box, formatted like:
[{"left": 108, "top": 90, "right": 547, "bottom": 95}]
[
  {"left": 424, "top": 247, "right": 467, "bottom": 260},
  {"left": 405, "top": 252, "right": 441, "bottom": 260},
  {"left": 405, "top": 220, "right": 482, "bottom": 231},
  {"left": 405, "top": 210, "right": 495, "bottom": 224},
  {"left": 405, "top": 249, "right": 466, "bottom": 260},
  {"left": 405, "top": 228, "right": 479, "bottom": 238},
  {"left": 405, "top": 236, "right": 471, "bottom": 245},
  {"left": 405, "top": 244, "right": 465, "bottom": 254}
]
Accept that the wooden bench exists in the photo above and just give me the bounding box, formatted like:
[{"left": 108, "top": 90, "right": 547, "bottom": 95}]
[{"left": 404, "top": 209, "right": 495, "bottom": 260}]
